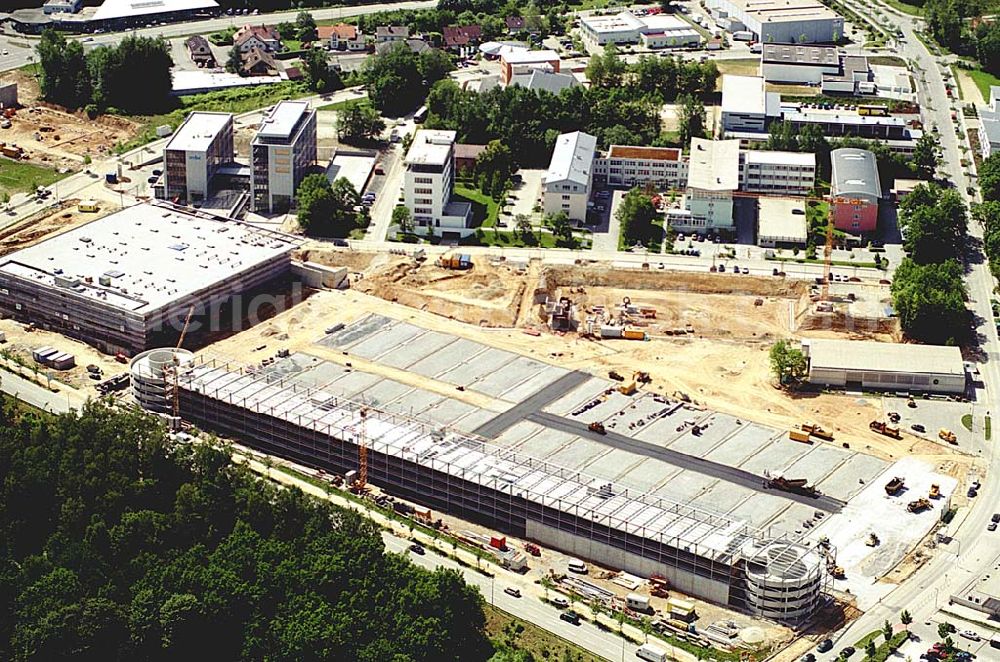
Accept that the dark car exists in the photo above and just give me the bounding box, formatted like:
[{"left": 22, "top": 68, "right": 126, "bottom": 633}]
[
  {"left": 559, "top": 611, "right": 580, "bottom": 625},
  {"left": 817, "top": 639, "right": 834, "bottom": 653},
  {"left": 408, "top": 543, "right": 425, "bottom": 555},
  {"left": 839, "top": 646, "right": 855, "bottom": 658},
  {"left": 800, "top": 654, "right": 816, "bottom": 662},
  {"left": 911, "top": 423, "right": 926, "bottom": 433}
]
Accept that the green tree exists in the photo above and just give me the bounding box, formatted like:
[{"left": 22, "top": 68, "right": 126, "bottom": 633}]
[
  {"left": 295, "top": 10, "right": 317, "bottom": 43},
  {"left": 769, "top": 340, "right": 808, "bottom": 385},
  {"left": 35, "top": 29, "right": 90, "bottom": 109},
  {"left": 301, "top": 47, "right": 342, "bottom": 93},
  {"left": 515, "top": 214, "right": 533, "bottom": 242},
  {"left": 912, "top": 132, "right": 938, "bottom": 179},
  {"left": 392, "top": 205, "right": 413, "bottom": 234},
  {"left": 545, "top": 211, "right": 574, "bottom": 247},
  {"left": 865, "top": 639, "right": 877, "bottom": 658},
  {"left": 898, "top": 184, "right": 967, "bottom": 264},
  {"left": 976, "top": 22, "right": 1000, "bottom": 75},
  {"left": 980, "top": 153, "right": 1000, "bottom": 202},
  {"left": 617, "top": 187, "right": 659, "bottom": 247},
  {"left": 276, "top": 22, "right": 297, "bottom": 41},
  {"left": 883, "top": 619, "right": 893, "bottom": 641},
  {"left": 362, "top": 43, "right": 451, "bottom": 115},
  {"left": 87, "top": 34, "right": 174, "bottom": 113},
  {"left": 677, "top": 94, "right": 706, "bottom": 147},
  {"left": 900, "top": 610, "right": 912, "bottom": 630},
  {"left": 892, "top": 259, "right": 969, "bottom": 344},
  {"left": 296, "top": 174, "right": 363, "bottom": 238},
  {"left": 925, "top": 0, "right": 963, "bottom": 49},
  {"left": 767, "top": 120, "right": 798, "bottom": 151},
  {"left": 335, "top": 103, "right": 386, "bottom": 144},
  {"left": 475, "top": 140, "right": 515, "bottom": 200},
  {"left": 225, "top": 44, "right": 243, "bottom": 75},
  {"left": 586, "top": 44, "right": 626, "bottom": 88}
]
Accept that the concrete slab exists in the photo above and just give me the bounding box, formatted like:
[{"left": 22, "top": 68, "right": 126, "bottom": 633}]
[
  {"left": 320, "top": 313, "right": 394, "bottom": 349},
  {"left": 472, "top": 356, "right": 555, "bottom": 399},
  {"left": 544, "top": 377, "right": 618, "bottom": 416},
  {"left": 343, "top": 321, "right": 425, "bottom": 361},
  {"left": 738, "top": 437, "right": 814, "bottom": 477},
  {"left": 690, "top": 480, "right": 757, "bottom": 517},
  {"left": 420, "top": 398, "right": 481, "bottom": 427},
  {"left": 815, "top": 451, "right": 889, "bottom": 501},
  {"left": 705, "top": 424, "right": 781, "bottom": 466},
  {"left": 545, "top": 436, "right": 615, "bottom": 472},
  {"left": 498, "top": 362, "right": 571, "bottom": 404},
  {"left": 579, "top": 447, "right": 648, "bottom": 483},
  {"left": 651, "top": 470, "right": 719, "bottom": 503},
  {"left": 632, "top": 413, "right": 690, "bottom": 448},
  {"left": 436, "top": 346, "right": 519, "bottom": 387},
  {"left": 394, "top": 389, "right": 447, "bottom": 417},
  {"left": 511, "top": 427, "right": 580, "bottom": 459},
  {"left": 727, "top": 493, "right": 793, "bottom": 530},
  {"left": 493, "top": 420, "right": 549, "bottom": 448},
  {"left": 783, "top": 444, "right": 853, "bottom": 487},
  {"left": 452, "top": 408, "right": 501, "bottom": 433},
  {"left": 766, "top": 502, "right": 827, "bottom": 538},
  {"left": 408, "top": 337, "right": 487, "bottom": 379},
  {"left": 379, "top": 330, "right": 457, "bottom": 369},
  {"left": 350, "top": 378, "right": 414, "bottom": 409},
  {"left": 615, "top": 457, "right": 684, "bottom": 494}
]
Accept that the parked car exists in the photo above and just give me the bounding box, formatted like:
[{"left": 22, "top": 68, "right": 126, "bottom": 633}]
[
  {"left": 989, "top": 523, "right": 997, "bottom": 532},
  {"left": 551, "top": 596, "right": 569, "bottom": 608},
  {"left": 960, "top": 630, "right": 981, "bottom": 641},
  {"left": 503, "top": 587, "right": 521, "bottom": 598},
  {"left": 559, "top": 611, "right": 580, "bottom": 625},
  {"left": 408, "top": 543, "right": 425, "bottom": 555},
  {"left": 839, "top": 646, "right": 855, "bottom": 658},
  {"left": 817, "top": 638, "right": 833, "bottom": 653},
  {"left": 911, "top": 424, "right": 926, "bottom": 433}
]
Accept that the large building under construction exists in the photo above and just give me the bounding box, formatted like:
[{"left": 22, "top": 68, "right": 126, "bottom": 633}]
[{"left": 163, "top": 320, "right": 845, "bottom": 625}]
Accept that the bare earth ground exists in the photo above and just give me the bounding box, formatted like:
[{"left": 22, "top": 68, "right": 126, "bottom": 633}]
[{"left": 0, "top": 200, "right": 121, "bottom": 256}]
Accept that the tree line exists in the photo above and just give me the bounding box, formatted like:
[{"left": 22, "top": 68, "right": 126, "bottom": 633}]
[
  {"left": 974, "top": 153, "right": 1000, "bottom": 285},
  {"left": 36, "top": 30, "right": 173, "bottom": 115},
  {"left": 0, "top": 402, "right": 490, "bottom": 661},
  {"left": 924, "top": 0, "right": 1000, "bottom": 73}
]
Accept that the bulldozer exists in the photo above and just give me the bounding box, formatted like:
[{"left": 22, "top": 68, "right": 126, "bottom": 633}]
[
  {"left": 801, "top": 422, "right": 834, "bottom": 441},
  {"left": 938, "top": 428, "right": 957, "bottom": 444},
  {"left": 865, "top": 532, "right": 880, "bottom": 547},
  {"left": 587, "top": 422, "right": 607, "bottom": 435},
  {"left": 907, "top": 498, "right": 932, "bottom": 513},
  {"left": 633, "top": 371, "right": 651, "bottom": 384},
  {"left": 618, "top": 381, "right": 637, "bottom": 396},
  {"left": 884, "top": 476, "right": 905, "bottom": 496},
  {"left": 929, "top": 483, "right": 941, "bottom": 499}
]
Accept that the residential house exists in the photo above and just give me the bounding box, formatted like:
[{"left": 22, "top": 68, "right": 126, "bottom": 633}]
[
  {"left": 454, "top": 144, "right": 487, "bottom": 175},
  {"left": 499, "top": 47, "right": 560, "bottom": 85},
  {"left": 375, "top": 26, "right": 410, "bottom": 43},
  {"left": 241, "top": 47, "right": 278, "bottom": 76},
  {"left": 318, "top": 23, "right": 367, "bottom": 51},
  {"left": 234, "top": 24, "right": 282, "bottom": 53},
  {"left": 375, "top": 39, "right": 430, "bottom": 56},
  {"left": 184, "top": 35, "right": 215, "bottom": 68},
  {"left": 443, "top": 25, "right": 483, "bottom": 51}
]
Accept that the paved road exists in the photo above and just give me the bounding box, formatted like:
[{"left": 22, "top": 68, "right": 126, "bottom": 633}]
[
  {"left": 819, "top": 0, "right": 1000, "bottom": 656},
  {"left": 472, "top": 370, "right": 591, "bottom": 438},
  {"left": 528, "top": 410, "right": 846, "bottom": 512},
  {"left": 0, "top": 363, "right": 85, "bottom": 414}
]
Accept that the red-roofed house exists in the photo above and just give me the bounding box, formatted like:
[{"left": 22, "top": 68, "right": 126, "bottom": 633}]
[
  {"left": 317, "top": 23, "right": 367, "bottom": 51},
  {"left": 443, "top": 25, "right": 482, "bottom": 51},
  {"left": 234, "top": 24, "right": 282, "bottom": 53}
]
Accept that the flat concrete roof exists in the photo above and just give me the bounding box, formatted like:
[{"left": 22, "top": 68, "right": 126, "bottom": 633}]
[
  {"left": 0, "top": 203, "right": 296, "bottom": 316},
  {"left": 762, "top": 43, "right": 839, "bottom": 66},
  {"left": 165, "top": 112, "right": 232, "bottom": 153},
  {"left": 500, "top": 48, "right": 560, "bottom": 64},
  {"left": 745, "top": 150, "right": 815, "bottom": 166},
  {"left": 729, "top": 0, "right": 840, "bottom": 21},
  {"left": 580, "top": 11, "right": 645, "bottom": 33},
  {"left": 93, "top": 0, "right": 219, "bottom": 21},
  {"left": 406, "top": 130, "right": 456, "bottom": 167},
  {"left": 804, "top": 339, "right": 964, "bottom": 377},
  {"left": 257, "top": 100, "right": 310, "bottom": 140},
  {"left": 758, "top": 197, "right": 807, "bottom": 242},
  {"left": 688, "top": 138, "right": 740, "bottom": 191},
  {"left": 722, "top": 74, "right": 765, "bottom": 115}
]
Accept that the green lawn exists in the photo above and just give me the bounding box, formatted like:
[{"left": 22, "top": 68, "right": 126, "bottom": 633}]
[
  {"left": 881, "top": 0, "right": 923, "bottom": 14},
  {"left": 317, "top": 97, "right": 371, "bottom": 113},
  {"left": 0, "top": 158, "right": 68, "bottom": 196},
  {"left": 454, "top": 184, "right": 500, "bottom": 228},
  {"left": 968, "top": 69, "right": 1000, "bottom": 105}
]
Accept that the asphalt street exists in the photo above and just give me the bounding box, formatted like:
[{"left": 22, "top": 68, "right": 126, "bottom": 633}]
[{"left": 472, "top": 370, "right": 592, "bottom": 438}]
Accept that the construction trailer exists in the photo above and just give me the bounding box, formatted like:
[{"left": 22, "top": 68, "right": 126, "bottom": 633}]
[{"left": 166, "top": 355, "right": 830, "bottom": 626}]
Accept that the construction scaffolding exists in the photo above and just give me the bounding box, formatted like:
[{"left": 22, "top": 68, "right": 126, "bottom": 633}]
[{"left": 172, "top": 355, "right": 830, "bottom": 625}]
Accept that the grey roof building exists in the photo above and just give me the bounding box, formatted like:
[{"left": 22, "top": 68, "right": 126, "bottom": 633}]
[{"left": 830, "top": 148, "right": 880, "bottom": 202}]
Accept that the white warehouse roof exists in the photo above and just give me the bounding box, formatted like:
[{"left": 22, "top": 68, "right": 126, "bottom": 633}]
[
  {"left": 93, "top": 0, "right": 219, "bottom": 21},
  {"left": 722, "top": 74, "right": 766, "bottom": 115},
  {"left": 805, "top": 339, "right": 964, "bottom": 377}
]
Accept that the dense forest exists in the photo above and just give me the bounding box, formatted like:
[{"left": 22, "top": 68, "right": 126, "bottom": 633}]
[{"left": 0, "top": 402, "right": 491, "bottom": 661}]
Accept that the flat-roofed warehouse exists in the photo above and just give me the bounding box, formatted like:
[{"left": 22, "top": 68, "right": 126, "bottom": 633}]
[
  {"left": 803, "top": 339, "right": 966, "bottom": 394},
  {"left": 0, "top": 202, "right": 298, "bottom": 356},
  {"left": 707, "top": 0, "right": 844, "bottom": 44}
]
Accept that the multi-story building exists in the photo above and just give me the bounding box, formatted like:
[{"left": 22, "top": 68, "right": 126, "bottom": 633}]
[
  {"left": 163, "top": 111, "right": 234, "bottom": 205},
  {"left": 234, "top": 24, "right": 282, "bottom": 53},
  {"left": 979, "top": 86, "right": 1000, "bottom": 160},
  {"left": 668, "top": 138, "right": 740, "bottom": 231},
  {"left": 721, "top": 75, "right": 781, "bottom": 135},
  {"left": 250, "top": 100, "right": 317, "bottom": 213},
  {"left": 542, "top": 131, "right": 597, "bottom": 222},
  {"left": 830, "top": 148, "right": 880, "bottom": 233},
  {"left": 499, "top": 47, "right": 561, "bottom": 85},
  {"left": 741, "top": 150, "right": 816, "bottom": 195},
  {"left": 761, "top": 44, "right": 873, "bottom": 94},
  {"left": 403, "top": 130, "right": 473, "bottom": 237},
  {"left": 592, "top": 145, "right": 688, "bottom": 190},
  {"left": 43, "top": 0, "right": 82, "bottom": 14},
  {"left": 318, "top": 24, "right": 367, "bottom": 51},
  {"left": 707, "top": 0, "right": 844, "bottom": 44}
]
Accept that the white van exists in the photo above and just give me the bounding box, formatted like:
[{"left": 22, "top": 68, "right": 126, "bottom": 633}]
[
  {"left": 636, "top": 643, "right": 669, "bottom": 662},
  {"left": 567, "top": 558, "right": 588, "bottom": 574},
  {"left": 551, "top": 595, "right": 569, "bottom": 608}
]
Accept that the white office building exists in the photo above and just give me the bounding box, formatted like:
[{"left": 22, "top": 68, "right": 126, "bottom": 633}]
[
  {"left": 707, "top": 0, "right": 844, "bottom": 44},
  {"left": 579, "top": 11, "right": 700, "bottom": 48},
  {"left": 721, "top": 75, "right": 781, "bottom": 135},
  {"left": 542, "top": 131, "right": 597, "bottom": 222},
  {"left": 404, "top": 130, "right": 473, "bottom": 237},
  {"left": 980, "top": 86, "right": 1000, "bottom": 160},
  {"left": 163, "top": 111, "right": 234, "bottom": 205},
  {"left": 741, "top": 150, "right": 816, "bottom": 195},
  {"left": 250, "top": 100, "right": 317, "bottom": 213},
  {"left": 668, "top": 138, "right": 740, "bottom": 231},
  {"left": 592, "top": 145, "right": 689, "bottom": 190}
]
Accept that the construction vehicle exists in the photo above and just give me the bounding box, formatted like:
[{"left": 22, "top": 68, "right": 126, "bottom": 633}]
[
  {"left": 788, "top": 430, "right": 812, "bottom": 443},
  {"left": 764, "top": 470, "right": 820, "bottom": 497},
  {"left": 907, "top": 498, "right": 932, "bottom": 513},
  {"left": 801, "top": 422, "right": 834, "bottom": 441},
  {"left": 866, "top": 532, "right": 880, "bottom": 547},
  {"left": 524, "top": 542, "right": 541, "bottom": 556},
  {"left": 829, "top": 565, "right": 845, "bottom": 579},
  {"left": 907, "top": 398, "right": 917, "bottom": 408},
  {"left": 622, "top": 329, "right": 647, "bottom": 341},
  {"left": 351, "top": 408, "right": 370, "bottom": 492},
  {"left": 608, "top": 370, "right": 625, "bottom": 382},
  {"left": 649, "top": 573, "right": 669, "bottom": 598},
  {"left": 869, "top": 420, "right": 902, "bottom": 439},
  {"left": 884, "top": 476, "right": 905, "bottom": 496},
  {"left": 938, "top": 428, "right": 957, "bottom": 444},
  {"left": 929, "top": 483, "right": 940, "bottom": 498},
  {"left": 436, "top": 253, "right": 472, "bottom": 270},
  {"left": 633, "top": 371, "right": 651, "bottom": 384},
  {"left": 618, "top": 381, "right": 637, "bottom": 396},
  {"left": 587, "top": 422, "right": 607, "bottom": 435}
]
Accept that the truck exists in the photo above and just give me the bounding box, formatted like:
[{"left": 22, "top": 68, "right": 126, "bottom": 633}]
[
  {"left": 938, "top": 428, "right": 957, "bottom": 444},
  {"left": 870, "top": 420, "right": 902, "bottom": 439},
  {"left": 788, "top": 430, "right": 812, "bottom": 443},
  {"left": 732, "top": 30, "right": 753, "bottom": 41},
  {"left": 636, "top": 643, "right": 669, "bottom": 662},
  {"left": 801, "top": 422, "right": 834, "bottom": 441},
  {"left": 622, "top": 329, "right": 647, "bottom": 341},
  {"left": 436, "top": 253, "right": 472, "bottom": 270},
  {"left": 929, "top": 483, "right": 940, "bottom": 498},
  {"left": 884, "top": 476, "right": 905, "bottom": 495},
  {"left": 866, "top": 532, "right": 880, "bottom": 547},
  {"left": 764, "top": 470, "right": 820, "bottom": 497},
  {"left": 907, "top": 498, "right": 932, "bottom": 513}
]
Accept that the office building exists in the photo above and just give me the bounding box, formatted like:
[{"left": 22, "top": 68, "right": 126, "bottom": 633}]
[
  {"left": 741, "top": 150, "right": 816, "bottom": 195},
  {"left": 542, "top": 131, "right": 597, "bottom": 222},
  {"left": 251, "top": 100, "right": 317, "bottom": 213},
  {"left": 404, "top": 130, "right": 473, "bottom": 237},
  {"left": 721, "top": 75, "right": 781, "bottom": 134},
  {"left": 979, "top": 86, "right": 1000, "bottom": 160},
  {"left": 0, "top": 202, "right": 296, "bottom": 356},
  {"left": 163, "top": 111, "right": 234, "bottom": 205},
  {"left": 707, "top": 0, "right": 844, "bottom": 44},
  {"left": 593, "top": 145, "right": 689, "bottom": 190},
  {"left": 757, "top": 197, "right": 807, "bottom": 247},
  {"left": 668, "top": 138, "right": 740, "bottom": 231},
  {"left": 830, "top": 148, "right": 880, "bottom": 233},
  {"left": 499, "top": 47, "right": 561, "bottom": 85},
  {"left": 760, "top": 44, "right": 873, "bottom": 94}
]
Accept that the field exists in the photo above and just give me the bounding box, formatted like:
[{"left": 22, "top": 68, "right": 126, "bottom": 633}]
[
  {"left": 967, "top": 68, "right": 1000, "bottom": 104},
  {"left": 0, "top": 158, "right": 67, "bottom": 197},
  {"left": 880, "top": 0, "right": 922, "bottom": 14}
]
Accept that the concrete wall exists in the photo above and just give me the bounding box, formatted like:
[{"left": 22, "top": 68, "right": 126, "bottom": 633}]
[
  {"left": 808, "top": 367, "right": 966, "bottom": 394},
  {"left": 525, "top": 519, "right": 733, "bottom": 605},
  {"left": 291, "top": 261, "right": 348, "bottom": 289},
  {"left": 759, "top": 18, "right": 844, "bottom": 45},
  {"left": 0, "top": 83, "right": 18, "bottom": 109},
  {"left": 761, "top": 62, "right": 836, "bottom": 84}
]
